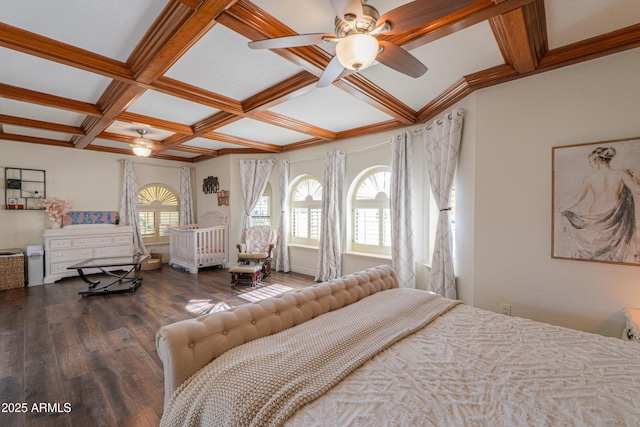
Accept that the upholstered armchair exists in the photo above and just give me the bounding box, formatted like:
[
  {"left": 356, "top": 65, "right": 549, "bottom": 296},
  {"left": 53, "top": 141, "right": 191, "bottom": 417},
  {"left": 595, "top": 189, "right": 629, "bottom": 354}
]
[{"left": 236, "top": 226, "right": 279, "bottom": 277}]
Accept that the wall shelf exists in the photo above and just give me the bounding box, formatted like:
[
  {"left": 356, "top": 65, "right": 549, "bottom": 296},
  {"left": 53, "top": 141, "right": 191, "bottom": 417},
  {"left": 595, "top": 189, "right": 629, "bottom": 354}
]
[{"left": 4, "top": 167, "right": 46, "bottom": 210}]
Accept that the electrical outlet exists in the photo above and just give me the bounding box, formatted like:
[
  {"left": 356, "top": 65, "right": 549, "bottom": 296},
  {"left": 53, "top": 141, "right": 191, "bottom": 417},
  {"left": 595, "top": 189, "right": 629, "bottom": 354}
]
[{"left": 500, "top": 303, "right": 511, "bottom": 316}]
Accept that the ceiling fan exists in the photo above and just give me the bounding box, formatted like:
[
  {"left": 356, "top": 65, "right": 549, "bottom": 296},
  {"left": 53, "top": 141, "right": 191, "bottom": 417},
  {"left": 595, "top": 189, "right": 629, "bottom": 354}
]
[
  {"left": 129, "top": 128, "right": 154, "bottom": 157},
  {"left": 248, "top": 0, "right": 431, "bottom": 88}
]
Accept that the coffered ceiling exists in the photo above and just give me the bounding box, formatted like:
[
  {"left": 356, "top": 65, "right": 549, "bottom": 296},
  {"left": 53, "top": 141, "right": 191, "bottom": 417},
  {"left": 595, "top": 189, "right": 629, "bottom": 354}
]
[{"left": 1, "top": 0, "right": 639, "bottom": 162}]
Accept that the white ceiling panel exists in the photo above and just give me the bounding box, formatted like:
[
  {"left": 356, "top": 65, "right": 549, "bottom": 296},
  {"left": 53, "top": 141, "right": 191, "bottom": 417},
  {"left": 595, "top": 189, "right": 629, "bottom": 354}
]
[
  {"left": 0, "top": 98, "right": 86, "bottom": 126},
  {"left": 546, "top": 0, "right": 640, "bottom": 49},
  {"left": 0, "top": 0, "right": 170, "bottom": 61},
  {"left": 217, "top": 119, "right": 311, "bottom": 145},
  {"left": 270, "top": 85, "right": 393, "bottom": 131},
  {"left": 360, "top": 22, "right": 504, "bottom": 111},
  {"left": 0, "top": 48, "right": 112, "bottom": 103},
  {"left": 3, "top": 125, "right": 73, "bottom": 141},
  {"left": 125, "top": 90, "right": 219, "bottom": 126},
  {"left": 166, "top": 25, "right": 302, "bottom": 101}
]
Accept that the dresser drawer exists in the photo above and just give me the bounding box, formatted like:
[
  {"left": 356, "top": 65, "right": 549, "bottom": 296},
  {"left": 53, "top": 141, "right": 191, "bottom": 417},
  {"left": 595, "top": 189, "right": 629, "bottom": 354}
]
[
  {"left": 48, "top": 248, "right": 93, "bottom": 262},
  {"left": 94, "top": 245, "right": 132, "bottom": 257},
  {"left": 73, "top": 236, "right": 113, "bottom": 247},
  {"left": 50, "top": 261, "right": 82, "bottom": 275},
  {"left": 48, "top": 239, "right": 72, "bottom": 249},
  {"left": 113, "top": 234, "right": 132, "bottom": 244}
]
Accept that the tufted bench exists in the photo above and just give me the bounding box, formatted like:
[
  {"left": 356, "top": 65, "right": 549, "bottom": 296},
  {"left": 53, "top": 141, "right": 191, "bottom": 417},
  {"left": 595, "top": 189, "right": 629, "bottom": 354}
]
[
  {"left": 229, "top": 264, "right": 263, "bottom": 286},
  {"left": 155, "top": 264, "right": 398, "bottom": 408}
]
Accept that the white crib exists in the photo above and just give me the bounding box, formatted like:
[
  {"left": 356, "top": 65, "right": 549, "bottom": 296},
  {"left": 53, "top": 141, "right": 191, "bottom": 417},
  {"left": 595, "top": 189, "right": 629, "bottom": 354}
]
[{"left": 169, "top": 211, "right": 228, "bottom": 274}]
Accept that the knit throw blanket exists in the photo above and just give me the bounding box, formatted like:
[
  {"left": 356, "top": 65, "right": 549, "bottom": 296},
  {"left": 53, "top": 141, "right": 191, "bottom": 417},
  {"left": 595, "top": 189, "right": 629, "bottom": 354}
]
[{"left": 160, "top": 289, "right": 461, "bottom": 427}]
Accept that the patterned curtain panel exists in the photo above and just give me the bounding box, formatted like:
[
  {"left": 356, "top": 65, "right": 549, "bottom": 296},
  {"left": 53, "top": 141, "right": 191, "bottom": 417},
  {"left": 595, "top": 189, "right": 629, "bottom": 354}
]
[
  {"left": 423, "top": 108, "right": 465, "bottom": 299},
  {"left": 315, "top": 150, "right": 345, "bottom": 282},
  {"left": 391, "top": 132, "right": 416, "bottom": 288},
  {"left": 179, "top": 167, "right": 194, "bottom": 226},
  {"left": 276, "top": 160, "right": 290, "bottom": 272},
  {"left": 119, "top": 160, "right": 148, "bottom": 256},
  {"left": 239, "top": 160, "right": 275, "bottom": 234}
]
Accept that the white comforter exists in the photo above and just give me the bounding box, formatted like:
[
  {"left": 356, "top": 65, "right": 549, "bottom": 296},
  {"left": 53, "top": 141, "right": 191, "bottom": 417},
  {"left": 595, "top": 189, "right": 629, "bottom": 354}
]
[{"left": 285, "top": 304, "right": 640, "bottom": 426}]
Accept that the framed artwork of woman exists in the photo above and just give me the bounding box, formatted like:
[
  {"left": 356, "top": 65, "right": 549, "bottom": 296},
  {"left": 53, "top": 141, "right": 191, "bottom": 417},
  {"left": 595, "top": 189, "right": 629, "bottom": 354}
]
[{"left": 553, "top": 136, "right": 640, "bottom": 266}]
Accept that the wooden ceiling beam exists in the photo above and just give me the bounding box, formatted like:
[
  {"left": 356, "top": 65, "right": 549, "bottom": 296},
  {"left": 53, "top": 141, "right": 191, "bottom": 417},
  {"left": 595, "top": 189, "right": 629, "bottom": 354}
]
[
  {"left": 490, "top": 0, "right": 546, "bottom": 73},
  {"left": 83, "top": 143, "right": 198, "bottom": 162},
  {"left": 388, "top": 0, "right": 535, "bottom": 52},
  {"left": 218, "top": 1, "right": 330, "bottom": 76},
  {"left": 192, "top": 111, "right": 243, "bottom": 136},
  {"left": 116, "top": 112, "right": 194, "bottom": 135},
  {"left": 216, "top": 147, "right": 275, "bottom": 156},
  {"left": 159, "top": 111, "right": 241, "bottom": 151},
  {"left": 242, "top": 71, "right": 318, "bottom": 113},
  {"left": 0, "top": 132, "right": 74, "bottom": 148},
  {"left": 0, "top": 114, "right": 84, "bottom": 135},
  {"left": 72, "top": 81, "right": 146, "bottom": 148},
  {"left": 152, "top": 76, "right": 243, "bottom": 114},
  {"left": 96, "top": 131, "right": 138, "bottom": 144},
  {"left": 203, "top": 132, "right": 283, "bottom": 152},
  {"left": 0, "top": 23, "right": 133, "bottom": 82},
  {"left": 0, "top": 83, "right": 102, "bottom": 117},
  {"left": 129, "top": 0, "right": 239, "bottom": 83},
  {"left": 250, "top": 111, "right": 336, "bottom": 140},
  {"left": 336, "top": 76, "right": 416, "bottom": 124},
  {"left": 539, "top": 23, "right": 640, "bottom": 70}
]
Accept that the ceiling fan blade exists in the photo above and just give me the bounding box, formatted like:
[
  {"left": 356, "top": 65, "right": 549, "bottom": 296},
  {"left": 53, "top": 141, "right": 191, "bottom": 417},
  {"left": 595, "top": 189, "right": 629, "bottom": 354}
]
[
  {"left": 380, "top": 0, "right": 478, "bottom": 35},
  {"left": 376, "top": 41, "right": 428, "bottom": 78},
  {"left": 318, "top": 56, "right": 345, "bottom": 88},
  {"left": 330, "top": 0, "right": 364, "bottom": 22},
  {"left": 249, "top": 33, "right": 334, "bottom": 50}
]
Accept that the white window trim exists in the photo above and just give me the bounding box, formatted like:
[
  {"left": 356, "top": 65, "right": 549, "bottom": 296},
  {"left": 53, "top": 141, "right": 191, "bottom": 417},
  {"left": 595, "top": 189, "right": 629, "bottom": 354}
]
[{"left": 289, "top": 175, "right": 322, "bottom": 247}]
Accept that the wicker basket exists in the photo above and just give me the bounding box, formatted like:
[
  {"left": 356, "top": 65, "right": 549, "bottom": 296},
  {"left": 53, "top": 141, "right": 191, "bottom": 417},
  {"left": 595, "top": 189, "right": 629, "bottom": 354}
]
[
  {"left": 141, "top": 253, "right": 163, "bottom": 271},
  {"left": 0, "top": 249, "right": 25, "bottom": 290}
]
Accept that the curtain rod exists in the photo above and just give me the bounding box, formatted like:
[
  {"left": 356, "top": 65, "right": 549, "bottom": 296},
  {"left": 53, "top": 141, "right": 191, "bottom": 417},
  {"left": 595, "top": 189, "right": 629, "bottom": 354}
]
[{"left": 119, "top": 159, "right": 191, "bottom": 170}]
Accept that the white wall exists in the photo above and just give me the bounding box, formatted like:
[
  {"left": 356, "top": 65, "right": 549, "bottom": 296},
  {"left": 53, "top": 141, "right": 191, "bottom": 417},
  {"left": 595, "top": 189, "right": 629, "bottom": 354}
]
[{"left": 457, "top": 47, "right": 640, "bottom": 337}]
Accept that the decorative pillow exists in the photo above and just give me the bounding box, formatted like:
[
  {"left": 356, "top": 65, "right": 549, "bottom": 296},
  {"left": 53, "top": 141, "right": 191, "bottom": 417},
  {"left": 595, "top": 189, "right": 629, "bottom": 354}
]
[{"left": 63, "top": 211, "right": 120, "bottom": 226}]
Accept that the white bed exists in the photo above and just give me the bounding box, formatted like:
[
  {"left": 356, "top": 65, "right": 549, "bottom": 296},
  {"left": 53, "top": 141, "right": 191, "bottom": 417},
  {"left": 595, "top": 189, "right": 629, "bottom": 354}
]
[
  {"left": 156, "top": 265, "right": 640, "bottom": 426},
  {"left": 168, "top": 211, "right": 228, "bottom": 274}
]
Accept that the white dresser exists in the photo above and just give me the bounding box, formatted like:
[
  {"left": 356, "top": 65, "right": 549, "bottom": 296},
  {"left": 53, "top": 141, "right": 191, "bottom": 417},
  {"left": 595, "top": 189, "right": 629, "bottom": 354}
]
[{"left": 44, "top": 225, "right": 134, "bottom": 284}]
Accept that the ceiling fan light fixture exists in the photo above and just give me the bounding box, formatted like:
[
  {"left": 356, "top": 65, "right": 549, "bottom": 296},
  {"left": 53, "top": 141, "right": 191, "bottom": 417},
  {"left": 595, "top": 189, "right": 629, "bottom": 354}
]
[
  {"left": 335, "top": 33, "right": 379, "bottom": 71},
  {"left": 132, "top": 129, "right": 152, "bottom": 157},
  {"left": 132, "top": 144, "right": 152, "bottom": 157}
]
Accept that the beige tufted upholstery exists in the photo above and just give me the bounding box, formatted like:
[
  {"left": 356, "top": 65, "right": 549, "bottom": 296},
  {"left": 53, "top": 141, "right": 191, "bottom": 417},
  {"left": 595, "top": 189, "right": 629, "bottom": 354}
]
[{"left": 155, "top": 264, "right": 398, "bottom": 407}]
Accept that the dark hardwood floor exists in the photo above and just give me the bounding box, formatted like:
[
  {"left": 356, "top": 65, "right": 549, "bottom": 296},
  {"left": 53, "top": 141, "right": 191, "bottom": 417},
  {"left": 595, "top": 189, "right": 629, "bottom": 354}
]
[{"left": 0, "top": 265, "right": 316, "bottom": 427}]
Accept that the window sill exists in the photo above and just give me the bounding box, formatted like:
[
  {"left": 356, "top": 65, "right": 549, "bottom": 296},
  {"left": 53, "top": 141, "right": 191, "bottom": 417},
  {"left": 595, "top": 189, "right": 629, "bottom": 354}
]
[
  {"left": 143, "top": 241, "right": 169, "bottom": 246},
  {"left": 287, "top": 243, "right": 319, "bottom": 250},
  {"left": 343, "top": 251, "right": 391, "bottom": 261}
]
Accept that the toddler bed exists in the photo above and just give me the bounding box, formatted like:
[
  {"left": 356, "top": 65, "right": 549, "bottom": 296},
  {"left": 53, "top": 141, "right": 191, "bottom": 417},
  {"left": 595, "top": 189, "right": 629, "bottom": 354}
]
[
  {"left": 168, "top": 211, "right": 228, "bottom": 273},
  {"left": 156, "top": 265, "right": 640, "bottom": 426}
]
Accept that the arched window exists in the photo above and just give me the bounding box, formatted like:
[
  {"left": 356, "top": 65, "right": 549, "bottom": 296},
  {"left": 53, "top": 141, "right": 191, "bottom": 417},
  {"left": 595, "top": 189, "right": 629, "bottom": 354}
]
[
  {"left": 250, "top": 182, "right": 272, "bottom": 226},
  {"left": 289, "top": 176, "right": 322, "bottom": 245},
  {"left": 351, "top": 167, "right": 391, "bottom": 255},
  {"left": 138, "top": 184, "right": 180, "bottom": 244}
]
